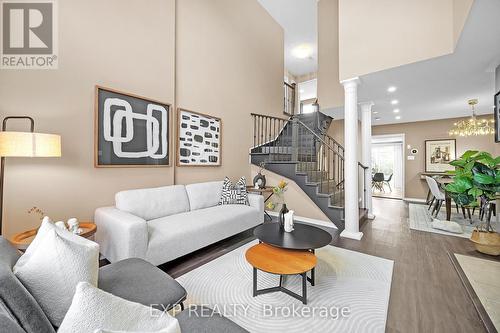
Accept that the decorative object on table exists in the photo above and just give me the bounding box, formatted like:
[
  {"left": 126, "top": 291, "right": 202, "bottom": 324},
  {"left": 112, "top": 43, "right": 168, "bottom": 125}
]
[
  {"left": 278, "top": 204, "right": 289, "bottom": 229},
  {"left": 218, "top": 177, "right": 248, "bottom": 205},
  {"left": 67, "top": 218, "right": 81, "bottom": 234},
  {"left": 252, "top": 162, "right": 267, "bottom": 189},
  {"left": 449, "top": 99, "right": 494, "bottom": 137},
  {"left": 444, "top": 150, "right": 500, "bottom": 255},
  {"left": 272, "top": 180, "right": 289, "bottom": 227},
  {"left": 28, "top": 206, "right": 46, "bottom": 221},
  {"left": 0, "top": 116, "right": 61, "bottom": 235},
  {"left": 424, "top": 139, "right": 456, "bottom": 172},
  {"left": 284, "top": 210, "right": 295, "bottom": 232},
  {"left": 95, "top": 86, "right": 170, "bottom": 167},
  {"left": 495, "top": 90, "right": 500, "bottom": 142},
  {"left": 265, "top": 201, "right": 275, "bottom": 211},
  {"left": 177, "top": 108, "right": 221, "bottom": 166}
]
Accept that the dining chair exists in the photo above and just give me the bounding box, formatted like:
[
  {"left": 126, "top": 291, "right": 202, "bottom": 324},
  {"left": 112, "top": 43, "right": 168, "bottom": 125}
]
[
  {"left": 425, "top": 176, "right": 446, "bottom": 217},
  {"left": 372, "top": 173, "right": 385, "bottom": 192}
]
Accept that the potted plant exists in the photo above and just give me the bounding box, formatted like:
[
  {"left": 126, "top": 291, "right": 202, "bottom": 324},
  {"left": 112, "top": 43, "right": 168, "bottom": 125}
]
[{"left": 445, "top": 150, "right": 500, "bottom": 255}]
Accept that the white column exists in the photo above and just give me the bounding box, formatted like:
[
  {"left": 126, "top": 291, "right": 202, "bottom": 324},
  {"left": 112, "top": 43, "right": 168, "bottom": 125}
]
[
  {"left": 340, "top": 77, "right": 363, "bottom": 240},
  {"left": 360, "top": 101, "right": 375, "bottom": 219}
]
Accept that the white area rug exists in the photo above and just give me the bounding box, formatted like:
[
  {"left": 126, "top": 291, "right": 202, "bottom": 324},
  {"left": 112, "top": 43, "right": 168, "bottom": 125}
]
[
  {"left": 408, "top": 203, "right": 499, "bottom": 239},
  {"left": 176, "top": 240, "right": 393, "bottom": 333},
  {"left": 455, "top": 254, "right": 500, "bottom": 331}
]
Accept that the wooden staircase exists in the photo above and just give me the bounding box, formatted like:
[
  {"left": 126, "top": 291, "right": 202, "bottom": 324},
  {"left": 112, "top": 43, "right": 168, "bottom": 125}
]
[{"left": 250, "top": 112, "right": 368, "bottom": 231}]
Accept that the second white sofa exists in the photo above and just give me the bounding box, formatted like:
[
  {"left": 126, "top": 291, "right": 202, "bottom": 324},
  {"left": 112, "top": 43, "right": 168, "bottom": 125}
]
[{"left": 95, "top": 181, "right": 264, "bottom": 265}]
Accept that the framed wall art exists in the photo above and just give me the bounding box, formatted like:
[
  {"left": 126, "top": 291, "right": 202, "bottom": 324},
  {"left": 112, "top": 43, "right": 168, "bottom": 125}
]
[
  {"left": 95, "top": 86, "right": 170, "bottom": 167},
  {"left": 425, "top": 139, "right": 456, "bottom": 173},
  {"left": 177, "top": 108, "right": 221, "bottom": 166}
]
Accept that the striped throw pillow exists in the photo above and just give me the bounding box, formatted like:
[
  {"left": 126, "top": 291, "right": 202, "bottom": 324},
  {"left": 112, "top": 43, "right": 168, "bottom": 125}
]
[{"left": 218, "top": 177, "right": 248, "bottom": 205}]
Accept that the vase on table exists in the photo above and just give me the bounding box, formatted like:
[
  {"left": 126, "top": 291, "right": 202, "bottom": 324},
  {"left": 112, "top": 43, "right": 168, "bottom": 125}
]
[{"left": 278, "top": 203, "right": 289, "bottom": 229}]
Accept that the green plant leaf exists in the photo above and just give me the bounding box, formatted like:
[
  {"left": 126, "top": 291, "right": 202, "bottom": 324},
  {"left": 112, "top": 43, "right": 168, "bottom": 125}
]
[
  {"left": 494, "top": 156, "right": 500, "bottom": 166},
  {"left": 473, "top": 173, "right": 495, "bottom": 185},
  {"left": 450, "top": 159, "right": 466, "bottom": 167},
  {"left": 445, "top": 176, "right": 472, "bottom": 193},
  {"left": 461, "top": 150, "right": 479, "bottom": 160},
  {"left": 468, "top": 188, "right": 483, "bottom": 198},
  {"left": 464, "top": 160, "right": 475, "bottom": 172}
]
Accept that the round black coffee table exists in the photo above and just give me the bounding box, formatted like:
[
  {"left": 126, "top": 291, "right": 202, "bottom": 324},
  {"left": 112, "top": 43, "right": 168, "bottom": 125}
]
[
  {"left": 253, "top": 223, "right": 332, "bottom": 286},
  {"left": 253, "top": 223, "right": 332, "bottom": 250}
]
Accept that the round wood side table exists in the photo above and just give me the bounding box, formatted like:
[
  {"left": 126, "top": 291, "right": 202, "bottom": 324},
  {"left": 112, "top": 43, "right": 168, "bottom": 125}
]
[
  {"left": 245, "top": 243, "right": 317, "bottom": 304},
  {"left": 9, "top": 222, "right": 97, "bottom": 250}
]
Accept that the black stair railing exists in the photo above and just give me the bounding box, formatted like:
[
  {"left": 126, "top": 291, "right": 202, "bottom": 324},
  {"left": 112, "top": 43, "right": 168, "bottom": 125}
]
[{"left": 250, "top": 112, "right": 369, "bottom": 210}]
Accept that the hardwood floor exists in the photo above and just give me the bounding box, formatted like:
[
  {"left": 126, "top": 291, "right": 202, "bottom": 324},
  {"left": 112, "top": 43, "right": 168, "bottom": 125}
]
[
  {"left": 160, "top": 198, "right": 499, "bottom": 332},
  {"left": 337, "top": 197, "right": 499, "bottom": 333}
]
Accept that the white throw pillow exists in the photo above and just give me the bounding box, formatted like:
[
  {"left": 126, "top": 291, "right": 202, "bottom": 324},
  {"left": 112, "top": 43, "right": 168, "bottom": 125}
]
[
  {"left": 13, "top": 219, "right": 99, "bottom": 327},
  {"left": 59, "top": 282, "right": 180, "bottom": 333},
  {"left": 431, "top": 219, "right": 464, "bottom": 234}
]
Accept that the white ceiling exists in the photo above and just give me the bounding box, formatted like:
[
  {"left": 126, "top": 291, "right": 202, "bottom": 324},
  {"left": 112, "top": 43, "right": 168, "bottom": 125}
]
[
  {"left": 257, "top": 0, "right": 317, "bottom": 76},
  {"left": 323, "top": 0, "right": 500, "bottom": 125}
]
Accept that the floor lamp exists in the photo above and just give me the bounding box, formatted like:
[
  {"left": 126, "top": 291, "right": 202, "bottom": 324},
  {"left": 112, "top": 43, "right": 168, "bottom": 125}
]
[{"left": 0, "top": 116, "right": 61, "bottom": 235}]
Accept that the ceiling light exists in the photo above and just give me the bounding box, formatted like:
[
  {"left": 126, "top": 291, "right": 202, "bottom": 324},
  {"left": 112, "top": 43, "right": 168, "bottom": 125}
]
[
  {"left": 372, "top": 111, "right": 379, "bottom": 114},
  {"left": 299, "top": 89, "right": 304, "bottom": 93},
  {"left": 391, "top": 100, "right": 399, "bottom": 105},
  {"left": 291, "top": 44, "right": 314, "bottom": 59},
  {"left": 395, "top": 116, "right": 401, "bottom": 120},
  {"left": 449, "top": 99, "right": 494, "bottom": 137},
  {"left": 387, "top": 86, "right": 397, "bottom": 93},
  {"left": 393, "top": 109, "right": 400, "bottom": 113},
  {"left": 375, "top": 117, "right": 381, "bottom": 121}
]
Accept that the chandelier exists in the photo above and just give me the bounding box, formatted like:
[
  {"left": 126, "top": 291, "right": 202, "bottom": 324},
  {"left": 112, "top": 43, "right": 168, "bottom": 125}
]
[{"left": 448, "top": 99, "right": 494, "bottom": 137}]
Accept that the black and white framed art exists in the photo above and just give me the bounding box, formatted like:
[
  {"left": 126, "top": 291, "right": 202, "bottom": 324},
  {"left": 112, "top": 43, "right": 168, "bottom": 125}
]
[
  {"left": 95, "top": 86, "right": 170, "bottom": 167},
  {"left": 177, "top": 108, "right": 221, "bottom": 166}
]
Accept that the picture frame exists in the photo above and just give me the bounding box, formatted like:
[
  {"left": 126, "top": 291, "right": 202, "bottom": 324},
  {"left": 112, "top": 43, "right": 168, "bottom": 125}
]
[
  {"left": 94, "top": 86, "right": 171, "bottom": 168},
  {"left": 176, "top": 108, "right": 222, "bottom": 167},
  {"left": 424, "top": 139, "right": 456, "bottom": 173},
  {"left": 495, "top": 90, "right": 500, "bottom": 143}
]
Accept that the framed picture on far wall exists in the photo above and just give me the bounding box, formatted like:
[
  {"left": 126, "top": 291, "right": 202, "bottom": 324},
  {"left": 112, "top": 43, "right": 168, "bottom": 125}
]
[
  {"left": 177, "top": 108, "right": 222, "bottom": 166},
  {"left": 495, "top": 90, "right": 500, "bottom": 142},
  {"left": 425, "top": 139, "right": 456, "bottom": 173},
  {"left": 94, "top": 86, "right": 171, "bottom": 167}
]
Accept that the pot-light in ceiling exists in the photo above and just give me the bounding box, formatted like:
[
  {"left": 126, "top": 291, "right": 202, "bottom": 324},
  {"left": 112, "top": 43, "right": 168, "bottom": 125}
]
[
  {"left": 393, "top": 109, "right": 400, "bottom": 113},
  {"left": 375, "top": 117, "right": 381, "bottom": 121},
  {"left": 373, "top": 111, "right": 379, "bottom": 114},
  {"left": 387, "top": 86, "right": 397, "bottom": 93},
  {"left": 391, "top": 100, "right": 399, "bottom": 105},
  {"left": 395, "top": 116, "right": 401, "bottom": 120},
  {"left": 291, "top": 44, "right": 314, "bottom": 59}
]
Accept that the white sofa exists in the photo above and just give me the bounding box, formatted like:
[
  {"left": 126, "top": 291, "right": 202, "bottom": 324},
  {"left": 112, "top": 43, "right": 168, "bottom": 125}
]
[{"left": 95, "top": 181, "right": 264, "bottom": 265}]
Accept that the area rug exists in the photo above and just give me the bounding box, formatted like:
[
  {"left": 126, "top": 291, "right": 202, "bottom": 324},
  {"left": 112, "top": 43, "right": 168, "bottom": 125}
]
[
  {"left": 408, "top": 203, "right": 499, "bottom": 239},
  {"left": 453, "top": 254, "right": 500, "bottom": 332},
  {"left": 176, "top": 240, "right": 393, "bottom": 333}
]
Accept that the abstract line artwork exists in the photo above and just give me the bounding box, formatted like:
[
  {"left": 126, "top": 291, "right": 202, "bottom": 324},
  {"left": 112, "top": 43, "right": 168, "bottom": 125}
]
[
  {"left": 177, "top": 109, "right": 221, "bottom": 166},
  {"left": 95, "top": 86, "right": 170, "bottom": 167}
]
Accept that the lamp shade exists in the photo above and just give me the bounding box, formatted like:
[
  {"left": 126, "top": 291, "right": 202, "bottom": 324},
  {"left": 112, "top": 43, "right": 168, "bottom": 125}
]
[{"left": 0, "top": 131, "right": 61, "bottom": 157}]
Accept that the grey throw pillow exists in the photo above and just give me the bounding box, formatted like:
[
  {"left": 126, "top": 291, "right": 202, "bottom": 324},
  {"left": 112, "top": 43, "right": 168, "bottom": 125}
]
[{"left": 218, "top": 177, "right": 248, "bottom": 205}]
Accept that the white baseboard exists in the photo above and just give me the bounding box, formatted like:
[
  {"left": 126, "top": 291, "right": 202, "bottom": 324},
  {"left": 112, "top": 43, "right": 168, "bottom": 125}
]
[
  {"left": 404, "top": 197, "right": 427, "bottom": 203},
  {"left": 265, "top": 211, "right": 338, "bottom": 229},
  {"left": 340, "top": 230, "right": 364, "bottom": 240}
]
